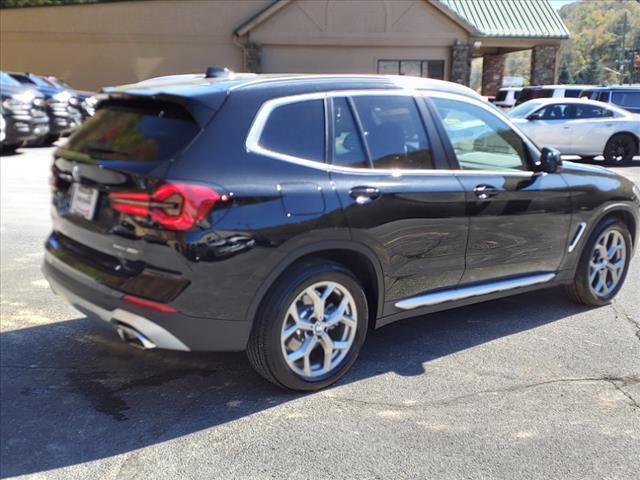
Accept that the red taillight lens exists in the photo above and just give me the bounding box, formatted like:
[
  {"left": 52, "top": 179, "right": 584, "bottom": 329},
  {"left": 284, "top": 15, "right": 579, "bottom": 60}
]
[
  {"left": 122, "top": 294, "right": 177, "bottom": 313},
  {"left": 151, "top": 183, "right": 220, "bottom": 231},
  {"left": 109, "top": 191, "right": 151, "bottom": 217},
  {"left": 109, "top": 182, "right": 222, "bottom": 231}
]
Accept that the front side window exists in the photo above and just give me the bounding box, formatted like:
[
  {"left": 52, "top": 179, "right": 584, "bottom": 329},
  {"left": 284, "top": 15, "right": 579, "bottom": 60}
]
[
  {"left": 352, "top": 95, "right": 433, "bottom": 170},
  {"left": 432, "top": 97, "right": 529, "bottom": 172},
  {"left": 259, "top": 99, "right": 325, "bottom": 162},
  {"left": 534, "top": 103, "right": 574, "bottom": 120}
]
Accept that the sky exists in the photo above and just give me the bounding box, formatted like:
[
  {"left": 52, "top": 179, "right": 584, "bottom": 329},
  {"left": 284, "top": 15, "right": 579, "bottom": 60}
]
[{"left": 548, "top": 0, "right": 581, "bottom": 10}]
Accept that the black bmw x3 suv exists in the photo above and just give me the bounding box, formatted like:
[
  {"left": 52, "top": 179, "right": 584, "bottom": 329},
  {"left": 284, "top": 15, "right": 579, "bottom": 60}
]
[{"left": 43, "top": 72, "right": 639, "bottom": 391}]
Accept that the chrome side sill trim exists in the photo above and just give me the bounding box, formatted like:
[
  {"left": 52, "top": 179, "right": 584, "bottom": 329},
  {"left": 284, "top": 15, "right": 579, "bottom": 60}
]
[
  {"left": 568, "top": 222, "right": 587, "bottom": 253},
  {"left": 394, "top": 273, "right": 556, "bottom": 311}
]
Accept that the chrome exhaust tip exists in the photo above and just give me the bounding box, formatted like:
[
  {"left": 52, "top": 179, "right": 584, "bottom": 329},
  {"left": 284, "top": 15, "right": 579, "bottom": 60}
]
[{"left": 115, "top": 322, "right": 157, "bottom": 350}]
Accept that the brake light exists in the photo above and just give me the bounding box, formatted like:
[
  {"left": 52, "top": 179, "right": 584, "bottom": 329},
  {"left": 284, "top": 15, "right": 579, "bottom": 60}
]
[{"left": 109, "top": 182, "right": 223, "bottom": 231}]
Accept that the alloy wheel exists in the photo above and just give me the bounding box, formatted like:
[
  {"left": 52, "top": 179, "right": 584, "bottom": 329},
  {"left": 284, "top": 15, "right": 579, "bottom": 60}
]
[
  {"left": 280, "top": 281, "right": 357, "bottom": 380},
  {"left": 588, "top": 229, "right": 626, "bottom": 298}
]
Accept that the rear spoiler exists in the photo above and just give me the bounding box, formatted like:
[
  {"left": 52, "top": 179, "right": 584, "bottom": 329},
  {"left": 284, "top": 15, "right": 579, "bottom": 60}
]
[{"left": 98, "top": 90, "right": 222, "bottom": 128}]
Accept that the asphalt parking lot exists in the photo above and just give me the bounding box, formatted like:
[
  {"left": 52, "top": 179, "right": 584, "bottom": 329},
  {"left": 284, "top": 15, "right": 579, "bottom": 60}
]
[{"left": 1, "top": 145, "right": 639, "bottom": 480}]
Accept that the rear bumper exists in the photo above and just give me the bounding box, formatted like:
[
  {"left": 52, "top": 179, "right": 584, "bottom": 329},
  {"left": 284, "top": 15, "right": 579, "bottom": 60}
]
[{"left": 42, "top": 252, "right": 252, "bottom": 352}]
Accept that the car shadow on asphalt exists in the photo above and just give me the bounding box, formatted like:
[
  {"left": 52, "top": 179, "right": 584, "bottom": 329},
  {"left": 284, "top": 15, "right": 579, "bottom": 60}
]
[{"left": 0, "top": 286, "right": 591, "bottom": 477}]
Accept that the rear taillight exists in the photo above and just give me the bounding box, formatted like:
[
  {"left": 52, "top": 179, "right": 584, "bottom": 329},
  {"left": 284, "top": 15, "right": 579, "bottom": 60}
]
[{"left": 109, "top": 182, "right": 225, "bottom": 231}]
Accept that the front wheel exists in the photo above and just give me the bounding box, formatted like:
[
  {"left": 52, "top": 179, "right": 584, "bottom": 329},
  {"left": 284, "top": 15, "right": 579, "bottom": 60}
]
[
  {"left": 247, "top": 261, "right": 368, "bottom": 391},
  {"left": 565, "top": 218, "right": 632, "bottom": 306},
  {"left": 603, "top": 134, "right": 637, "bottom": 166}
]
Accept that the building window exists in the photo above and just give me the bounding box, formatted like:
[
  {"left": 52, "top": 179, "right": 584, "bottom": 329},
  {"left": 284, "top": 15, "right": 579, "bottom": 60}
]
[{"left": 377, "top": 60, "right": 445, "bottom": 80}]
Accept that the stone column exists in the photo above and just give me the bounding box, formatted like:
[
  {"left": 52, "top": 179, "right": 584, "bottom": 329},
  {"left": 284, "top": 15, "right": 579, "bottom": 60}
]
[
  {"left": 530, "top": 45, "right": 559, "bottom": 85},
  {"left": 481, "top": 53, "right": 505, "bottom": 97},
  {"left": 450, "top": 42, "right": 472, "bottom": 86}
]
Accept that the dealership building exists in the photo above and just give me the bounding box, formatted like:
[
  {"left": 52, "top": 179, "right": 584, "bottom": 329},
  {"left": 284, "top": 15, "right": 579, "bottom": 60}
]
[{"left": 0, "top": 0, "right": 569, "bottom": 93}]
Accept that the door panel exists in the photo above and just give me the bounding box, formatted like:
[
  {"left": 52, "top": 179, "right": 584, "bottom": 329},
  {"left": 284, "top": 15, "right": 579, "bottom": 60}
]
[
  {"left": 429, "top": 95, "right": 573, "bottom": 284},
  {"left": 332, "top": 173, "right": 468, "bottom": 302},
  {"left": 329, "top": 93, "right": 468, "bottom": 306},
  {"left": 529, "top": 120, "right": 573, "bottom": 152},
  {"left": 456, "top": 172, "right": 572, "bottom": 283}
]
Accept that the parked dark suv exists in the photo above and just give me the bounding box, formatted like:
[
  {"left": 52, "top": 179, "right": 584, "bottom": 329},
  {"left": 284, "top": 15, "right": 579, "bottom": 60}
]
[
  {"left": 0, "top": 71, "right": 50, "bottom": 152},
  {"left": 43, "top": 73, "right": 639, "bottom": 391}
]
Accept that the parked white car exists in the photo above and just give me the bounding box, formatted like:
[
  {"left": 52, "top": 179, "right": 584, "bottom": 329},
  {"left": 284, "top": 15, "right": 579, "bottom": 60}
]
[
  {"left": 493, "top": 87, "right": 522, "bottom": 109},
  {"left": 508, "top": 98, "right": 640, "bottom": 165}
]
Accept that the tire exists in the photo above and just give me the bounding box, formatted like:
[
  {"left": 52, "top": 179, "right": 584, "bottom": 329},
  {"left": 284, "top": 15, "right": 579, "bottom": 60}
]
[
  {"left": 247, "top": 260, "right": 368, "bottom": 391},
  {"left": 565, "top": 218, "right": 632, "bottom": 307},
  {"left": 0, "top": 142, "right": 21, "bottom": 154},
  {"left": 603, "top": 134, "right": 637, "bottom": 166},
  {"left": 26, "top": 134, "right": 59, "bottom": 148}
]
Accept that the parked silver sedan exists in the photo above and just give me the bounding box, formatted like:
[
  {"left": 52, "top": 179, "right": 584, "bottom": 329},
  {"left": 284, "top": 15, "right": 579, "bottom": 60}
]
[{"left": 508, "top": 98, "right": 639, "bottom": 165}]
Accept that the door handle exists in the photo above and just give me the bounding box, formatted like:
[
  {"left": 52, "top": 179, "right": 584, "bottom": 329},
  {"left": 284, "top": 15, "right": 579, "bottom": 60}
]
[
  {"left": 474, "top": 184, "right": 499, "bottom": 200},
  {"left": 349, "top": 186, "right": 381, "bottom": 205}
]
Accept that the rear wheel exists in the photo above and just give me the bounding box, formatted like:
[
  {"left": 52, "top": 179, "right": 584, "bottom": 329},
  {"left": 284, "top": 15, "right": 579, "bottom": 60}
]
[
  {"left": 0, "top": 141, "right": 22, "bottom": 154},
  {"left": 565, "top": 218, "right": 632, "bottom": 306},
  {"left": 603, "top": 134, "right": 637, "bottom": 166},
  {"left": 247, "top": 260, "right": 368, "bottom": 391}
]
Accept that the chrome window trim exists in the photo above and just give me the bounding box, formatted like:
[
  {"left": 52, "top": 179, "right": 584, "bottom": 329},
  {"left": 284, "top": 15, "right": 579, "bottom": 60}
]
[
  {"left": 395, "top": 272, "right": 556, "bottom": 310},
  {"left": 245, "top": 90, "right": 536, "bottom": 179}
]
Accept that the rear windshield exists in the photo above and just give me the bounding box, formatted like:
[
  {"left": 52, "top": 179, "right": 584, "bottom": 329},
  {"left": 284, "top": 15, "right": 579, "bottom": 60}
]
[{"left": 63, "top": 100, "right": 199, "bottom": 162}]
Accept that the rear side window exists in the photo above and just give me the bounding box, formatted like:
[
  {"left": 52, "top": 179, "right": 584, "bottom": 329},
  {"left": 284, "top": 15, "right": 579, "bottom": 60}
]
[
  {"left": 259, "top": 100, "right": 325, "bottom": 162},
  {"left": 64, "top": 101, "right": 199, "bottom": 162},
  {"left": 611, "top": 91, "right": 640, "bottom": 108},
  {"left": 495, "top": 91, "right": 507, "bottom": 102},
  {"left": 332, "top": 98, "right": 367, "bottom": 168},
  {"left": 351, "top": 95, "right": 433, "bottom": 170},
  {"left": 574, "top": 104, "right": 613, "bottom": 118}
]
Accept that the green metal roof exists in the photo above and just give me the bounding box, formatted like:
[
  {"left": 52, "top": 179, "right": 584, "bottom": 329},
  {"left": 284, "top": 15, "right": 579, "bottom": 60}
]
[{"left": 437, "top": 0, "right": 570, "bottom": 39}]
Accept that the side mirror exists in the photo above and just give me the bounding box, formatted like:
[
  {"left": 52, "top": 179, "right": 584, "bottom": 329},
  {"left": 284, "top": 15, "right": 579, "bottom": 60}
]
[
  {"left": 527, "top": 112, "right": 543, "bottom": 121},
  {"left": 538, "top": 147, "right": 562, "bottom": 173}
]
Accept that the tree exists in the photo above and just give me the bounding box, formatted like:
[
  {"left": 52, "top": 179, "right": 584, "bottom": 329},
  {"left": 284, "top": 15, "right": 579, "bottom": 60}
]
[{"left": 559, "top": 0, "right": 640, "bottom": 85}]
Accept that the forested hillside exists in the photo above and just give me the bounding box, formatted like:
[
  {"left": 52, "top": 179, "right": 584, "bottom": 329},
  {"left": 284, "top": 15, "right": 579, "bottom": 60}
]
[
  {"left": 558, "top": 0, "right": 640, "bottom": 84},
  {"left": 472, "top": 0, "right": 639, "bottom": 91}
]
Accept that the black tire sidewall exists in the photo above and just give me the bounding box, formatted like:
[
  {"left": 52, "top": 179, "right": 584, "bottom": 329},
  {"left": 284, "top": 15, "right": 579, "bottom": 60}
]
[
  {"left": 259, "top": 262, "right": 368, "bottom": 391},
  {"left": 604, "top": 134, "right": 636, "bottom": 166},
  {"left": 574, "top": 219, "right": 632, "bottom": 305}
]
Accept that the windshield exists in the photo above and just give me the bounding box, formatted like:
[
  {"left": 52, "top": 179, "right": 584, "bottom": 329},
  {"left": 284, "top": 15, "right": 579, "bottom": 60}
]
[
  {"left": 508, "top": 101, "right": 542, "bottom": 118},
  {"left": 0, "top": 72, "right": 22, "bottom": 87}
]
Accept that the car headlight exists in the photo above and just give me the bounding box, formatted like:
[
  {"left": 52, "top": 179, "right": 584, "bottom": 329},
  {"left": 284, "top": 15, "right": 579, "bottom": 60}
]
[
  {"left": 50, "top": 91, "right": 72, "bottom": 105},
  {"left": 633, "top": 184, "right": 640, "bottom": 202},
  {"left": 84, "top": 96, "right": 98, "bottom": 107},
  {"left": 2, "top": 97, "right": 30, "bottom": 110}
]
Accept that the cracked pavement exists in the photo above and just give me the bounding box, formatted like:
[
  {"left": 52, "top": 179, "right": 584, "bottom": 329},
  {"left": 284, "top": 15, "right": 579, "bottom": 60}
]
[{"left": 1, "top": 146, "right": 639, "bottom": 479}]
